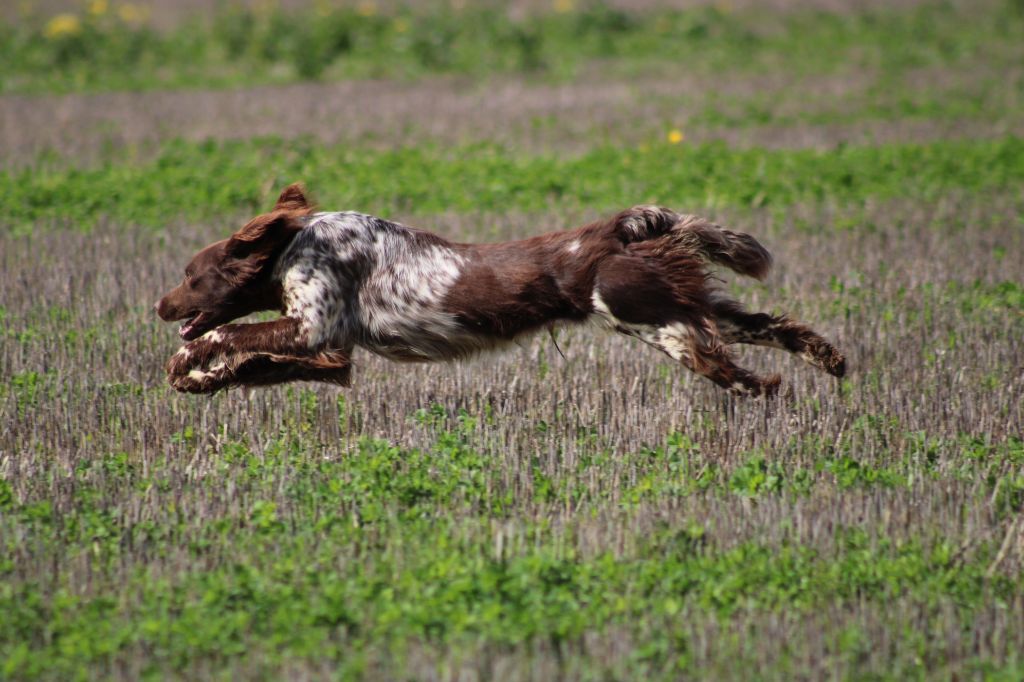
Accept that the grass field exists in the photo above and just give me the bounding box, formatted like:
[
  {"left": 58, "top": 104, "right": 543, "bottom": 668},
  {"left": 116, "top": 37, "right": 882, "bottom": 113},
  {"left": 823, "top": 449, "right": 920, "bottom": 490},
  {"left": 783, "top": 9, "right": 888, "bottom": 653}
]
[{"left": 1, "top": 1, "right": 1023, "bottom": 680}]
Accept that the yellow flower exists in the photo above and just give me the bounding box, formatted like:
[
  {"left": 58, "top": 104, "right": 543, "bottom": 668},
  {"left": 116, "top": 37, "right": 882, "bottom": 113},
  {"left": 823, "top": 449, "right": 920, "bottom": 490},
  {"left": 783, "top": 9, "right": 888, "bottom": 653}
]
[
  {"left": 554, "top": 0, "right": 575, "bottom": 13},
  {"left": 117, "top": 3, "right": 147, "bottom": 25},
  {"left": 44, "top": 13, "right": 82, "bottom": 39},
  {"left": 89, "top": 0, "right": 108, "bottom": 16},
  {"left": 357, "top": 1, "right": 377, "bottom": 17},
  {"left": 667, "top": 129, "right": 685, "bottom": 145}
]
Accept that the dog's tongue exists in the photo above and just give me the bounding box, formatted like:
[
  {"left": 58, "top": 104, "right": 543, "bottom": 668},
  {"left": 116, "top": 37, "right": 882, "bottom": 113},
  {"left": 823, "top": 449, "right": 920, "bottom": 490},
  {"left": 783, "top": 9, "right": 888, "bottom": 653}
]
[{"left": 179, "top": 317, "right": 198, "bottom": 340}]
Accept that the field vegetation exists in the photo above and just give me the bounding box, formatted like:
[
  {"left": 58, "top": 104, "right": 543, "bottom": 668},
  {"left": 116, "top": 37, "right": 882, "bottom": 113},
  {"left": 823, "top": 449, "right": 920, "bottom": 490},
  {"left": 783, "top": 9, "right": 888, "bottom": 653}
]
[
  {"left": 3, "top": 1, "right": 1020, "bottom": 93},
  {"left": 1, "top": 0, "right": 1022, "bottom": 679}
]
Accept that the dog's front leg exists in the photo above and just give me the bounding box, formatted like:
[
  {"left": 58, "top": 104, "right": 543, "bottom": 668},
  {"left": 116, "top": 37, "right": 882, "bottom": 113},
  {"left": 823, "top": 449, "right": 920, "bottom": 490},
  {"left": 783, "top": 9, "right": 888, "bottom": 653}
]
[
  {"left": 168, "top": 349, "right": 352, "bottom": 394},
  {"left": 167, "top": 317, "right": 350, "bottom": 393},
  {"left": 225, "top": 350, "right": 352, "bottom": 389},
  {"left": 177, "top": 317, "right": 310, "bottom": 362}
]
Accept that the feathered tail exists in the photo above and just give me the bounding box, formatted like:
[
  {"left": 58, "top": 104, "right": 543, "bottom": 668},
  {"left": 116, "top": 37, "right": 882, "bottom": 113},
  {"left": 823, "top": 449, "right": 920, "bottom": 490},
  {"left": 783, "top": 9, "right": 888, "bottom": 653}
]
[{"left": 614, "top": 206, "right": 773, "bottom": 280}]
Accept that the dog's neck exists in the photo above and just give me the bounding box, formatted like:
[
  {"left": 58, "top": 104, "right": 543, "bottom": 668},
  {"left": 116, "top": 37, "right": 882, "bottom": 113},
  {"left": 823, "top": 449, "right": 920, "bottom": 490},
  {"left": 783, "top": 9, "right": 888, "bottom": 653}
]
[
  {"left": 256, "top": 232, "right": 302, "bottom": 313},
  {"left": 252, "top": 277, "right": 287, "bottom": 313}
]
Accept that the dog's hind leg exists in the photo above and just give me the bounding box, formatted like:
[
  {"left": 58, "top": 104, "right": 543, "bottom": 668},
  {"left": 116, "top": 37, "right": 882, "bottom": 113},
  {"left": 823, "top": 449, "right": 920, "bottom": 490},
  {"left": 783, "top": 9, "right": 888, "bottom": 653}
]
[
  {"left": 648, "top": 320, "right": 782, "bottom": 396},
  {"left": 592, "top": 255, "right": 780, "bottom": 396},
  {"left": 712, "top": 297, "right": 846, "bottom": 378}
]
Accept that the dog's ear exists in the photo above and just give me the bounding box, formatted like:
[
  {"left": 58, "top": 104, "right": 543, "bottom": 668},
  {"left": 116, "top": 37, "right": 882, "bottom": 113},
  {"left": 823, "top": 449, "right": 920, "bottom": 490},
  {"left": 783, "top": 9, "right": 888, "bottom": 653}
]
[
  {"left": 274, "top": 183, "right": 311, "bottom": 211},
  {"left": 226, "top": 213, "right": 302, "bottom": 260}
]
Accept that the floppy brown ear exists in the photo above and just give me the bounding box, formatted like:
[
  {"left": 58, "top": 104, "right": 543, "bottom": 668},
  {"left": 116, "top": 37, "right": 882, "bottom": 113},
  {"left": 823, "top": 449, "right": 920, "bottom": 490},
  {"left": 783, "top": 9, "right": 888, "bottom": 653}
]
[
  {"left": 274, "top": 183, "right": 311, "bottom": 211},
  {"left": 226, "top": 213, "right": 302, "bottom": 259}
]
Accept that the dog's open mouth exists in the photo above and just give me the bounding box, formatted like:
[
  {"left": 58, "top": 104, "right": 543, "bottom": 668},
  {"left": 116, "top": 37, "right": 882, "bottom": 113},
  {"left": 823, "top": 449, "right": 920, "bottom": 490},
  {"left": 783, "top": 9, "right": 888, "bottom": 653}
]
[{"left": 179, "top": 313, "right": 214, "bottom": 341}]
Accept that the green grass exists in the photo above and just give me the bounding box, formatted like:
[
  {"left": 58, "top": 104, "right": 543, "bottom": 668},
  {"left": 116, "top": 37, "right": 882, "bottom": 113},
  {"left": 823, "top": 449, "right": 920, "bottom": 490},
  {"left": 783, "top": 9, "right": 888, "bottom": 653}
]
[
  {"left": 3, "top": 419, "right": 1021, "bottom": 680},
  {"left": 5, "top": 135, "right": 1023, "bottom": 232},
  {"left": 2, "top": 528, "right": 1012, "bottom": 679},
  {"left": 2, "top": 0, "right": 1021, "bottom": 94},
  {"left": 681, "top": 72, "right": 1024, "bottom": 129}
]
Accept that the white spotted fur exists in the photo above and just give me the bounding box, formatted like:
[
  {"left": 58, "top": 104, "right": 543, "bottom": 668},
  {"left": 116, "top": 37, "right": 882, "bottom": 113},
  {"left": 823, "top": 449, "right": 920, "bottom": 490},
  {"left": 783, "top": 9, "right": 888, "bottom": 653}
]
[
  {"left": 590, "top": 292, "right": 709, "bottom": 369},
  {"left": 274, "top": 212, "right": 472, "bottom": 362}
]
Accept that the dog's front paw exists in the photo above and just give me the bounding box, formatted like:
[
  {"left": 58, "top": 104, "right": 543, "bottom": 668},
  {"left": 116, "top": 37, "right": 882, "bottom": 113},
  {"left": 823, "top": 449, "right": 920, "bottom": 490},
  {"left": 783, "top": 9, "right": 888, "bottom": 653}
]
[
  {"left": 168, "top": 361, "right": 233, "bottom": 394},
  {"left": 167, "top": 331, "right": 227, "bottom": 373},
  {"left": 166, "top": 344, "right": 196, "bottom": 378},
  {"left": 166, "top": 338, "right": 235, "bottom": 394}
]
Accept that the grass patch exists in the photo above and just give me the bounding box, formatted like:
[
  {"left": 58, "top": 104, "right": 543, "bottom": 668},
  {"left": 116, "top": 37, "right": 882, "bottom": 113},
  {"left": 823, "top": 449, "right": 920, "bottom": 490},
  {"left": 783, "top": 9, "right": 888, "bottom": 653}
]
[
  {"left": 2, "top": 529, "right": 1011, "bottom": 679},
  {"left": 684, "top": 72, "right": 1024, "bottom": 130},
  {"left": 2, "top": 1, "right": 1021, "bottom": 93},
  {"left": 2, "top": 203, "right": 1021, "bottom": 676},
  {"left": 2, "top": 424, "right": 1020, "bottom": 679},
  {"left": 4, "top": 136, "right": 1023, "bottom": 231}
]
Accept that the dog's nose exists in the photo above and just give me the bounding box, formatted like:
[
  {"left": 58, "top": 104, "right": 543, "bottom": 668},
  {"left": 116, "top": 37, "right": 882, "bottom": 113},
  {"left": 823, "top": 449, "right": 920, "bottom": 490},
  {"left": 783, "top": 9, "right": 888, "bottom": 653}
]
[{"left": 154, "top": 300, "right": 165, "bottom": 318}]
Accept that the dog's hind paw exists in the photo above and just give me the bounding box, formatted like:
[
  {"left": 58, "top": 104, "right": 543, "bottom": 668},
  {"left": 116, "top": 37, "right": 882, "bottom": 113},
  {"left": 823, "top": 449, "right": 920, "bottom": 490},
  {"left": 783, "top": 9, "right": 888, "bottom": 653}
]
[
  {"left": 826, "top": 350, "right": 846, "bottom": 378},
  {"left": 726, "top": 372, "right": 781, "bottom": 397}
]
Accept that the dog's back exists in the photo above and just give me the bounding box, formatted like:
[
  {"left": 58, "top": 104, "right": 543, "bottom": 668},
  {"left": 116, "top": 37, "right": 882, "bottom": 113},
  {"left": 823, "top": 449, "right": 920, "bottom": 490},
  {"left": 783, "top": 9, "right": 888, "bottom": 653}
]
[{"left": 277, "top": 207, "right": 779, "bottom": 365}]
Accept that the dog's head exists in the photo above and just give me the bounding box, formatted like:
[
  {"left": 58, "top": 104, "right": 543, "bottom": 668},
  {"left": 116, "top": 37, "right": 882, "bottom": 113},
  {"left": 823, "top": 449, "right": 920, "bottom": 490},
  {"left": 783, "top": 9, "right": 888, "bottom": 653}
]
[{"left": 155, "top": 184, "right": 313, "bottom": 340}]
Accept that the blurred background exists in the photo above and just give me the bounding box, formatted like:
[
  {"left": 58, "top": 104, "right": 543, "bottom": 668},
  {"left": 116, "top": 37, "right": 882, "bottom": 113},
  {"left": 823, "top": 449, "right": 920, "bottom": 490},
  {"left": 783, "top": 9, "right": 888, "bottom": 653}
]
[{"left": 3, "top": 0, "right": 1021, "bottom": 161}]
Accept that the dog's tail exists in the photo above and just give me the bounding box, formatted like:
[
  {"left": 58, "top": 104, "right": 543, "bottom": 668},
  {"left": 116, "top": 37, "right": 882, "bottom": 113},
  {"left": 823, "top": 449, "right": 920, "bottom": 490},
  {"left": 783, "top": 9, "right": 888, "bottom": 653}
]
[{"left": 616, "top": 206, "right": 773, "bottom": 280}]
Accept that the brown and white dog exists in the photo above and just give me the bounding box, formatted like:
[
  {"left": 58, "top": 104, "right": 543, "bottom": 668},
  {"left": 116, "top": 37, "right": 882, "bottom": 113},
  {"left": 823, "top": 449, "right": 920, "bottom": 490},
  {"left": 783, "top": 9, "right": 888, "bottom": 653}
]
[{"left": 156, "top": 184, "right": 845, "bottom": 396}]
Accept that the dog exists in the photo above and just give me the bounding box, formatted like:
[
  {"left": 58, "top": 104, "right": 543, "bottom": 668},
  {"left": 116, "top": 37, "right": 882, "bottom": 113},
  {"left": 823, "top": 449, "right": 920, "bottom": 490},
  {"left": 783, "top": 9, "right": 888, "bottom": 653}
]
[{"left": 156, "top": 184, "right": 845, "bottom": 396}]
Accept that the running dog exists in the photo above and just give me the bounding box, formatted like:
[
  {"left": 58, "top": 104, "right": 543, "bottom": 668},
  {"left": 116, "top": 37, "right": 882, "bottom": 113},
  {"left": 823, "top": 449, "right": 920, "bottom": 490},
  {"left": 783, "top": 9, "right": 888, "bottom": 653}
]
[{"left": 156, "top": 184, "right": 845, "bottom": 395}]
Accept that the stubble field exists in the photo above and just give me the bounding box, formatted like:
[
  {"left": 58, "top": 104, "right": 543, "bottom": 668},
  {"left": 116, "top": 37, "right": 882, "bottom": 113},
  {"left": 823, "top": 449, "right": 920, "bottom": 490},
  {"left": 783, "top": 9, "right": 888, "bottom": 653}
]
[{"left": 1, "top": 1, "right": 1023, "bottom": 679}]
